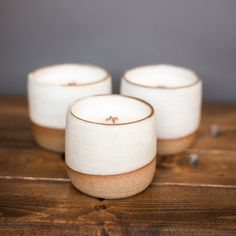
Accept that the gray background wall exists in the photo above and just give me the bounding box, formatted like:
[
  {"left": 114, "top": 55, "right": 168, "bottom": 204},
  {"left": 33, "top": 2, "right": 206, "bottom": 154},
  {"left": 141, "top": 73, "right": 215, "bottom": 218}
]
[{"left": 1, "top": 0, "right": 236, "bottom": 101}]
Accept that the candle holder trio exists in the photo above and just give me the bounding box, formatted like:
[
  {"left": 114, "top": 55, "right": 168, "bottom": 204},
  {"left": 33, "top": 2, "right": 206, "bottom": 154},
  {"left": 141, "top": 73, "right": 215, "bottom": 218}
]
[{"left": 28, "top": 64, "right": 202, "bottom": 199}]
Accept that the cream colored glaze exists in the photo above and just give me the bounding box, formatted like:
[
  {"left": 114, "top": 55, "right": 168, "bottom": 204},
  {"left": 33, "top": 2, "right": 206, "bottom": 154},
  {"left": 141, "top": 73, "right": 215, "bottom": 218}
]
[{"left": 65, "top": 95, "right": 157, "bottom": 175}]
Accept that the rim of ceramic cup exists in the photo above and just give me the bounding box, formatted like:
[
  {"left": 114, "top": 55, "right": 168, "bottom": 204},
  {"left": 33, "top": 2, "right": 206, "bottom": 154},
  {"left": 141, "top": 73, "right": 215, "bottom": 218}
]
[
  {"left": 69, "top": 94, "right": 155, "bottom": 126},
  {"left": 123, "top": 64, "right": 202, "bottom": 90},
  {"left": 28, "top": 63, "right": 110, "bottom": 86}
]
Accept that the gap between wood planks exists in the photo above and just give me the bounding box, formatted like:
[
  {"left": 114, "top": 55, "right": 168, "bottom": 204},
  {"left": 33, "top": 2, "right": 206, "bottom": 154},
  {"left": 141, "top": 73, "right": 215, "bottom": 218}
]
[{"left": 0, "top": 175, "right": 236, "bottom": 189}]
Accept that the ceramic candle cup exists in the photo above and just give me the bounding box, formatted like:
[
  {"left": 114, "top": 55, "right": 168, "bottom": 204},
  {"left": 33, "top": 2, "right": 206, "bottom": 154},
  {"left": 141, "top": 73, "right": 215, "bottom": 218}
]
[
  {"left": 28, "top": 64, "right": 112, "bottom": 152},
  {"left": 121, "top": 65, "right": 202, "bottom": 156},
  {"left": 65, "top": 95, "right": 157, "bottom": 199}
]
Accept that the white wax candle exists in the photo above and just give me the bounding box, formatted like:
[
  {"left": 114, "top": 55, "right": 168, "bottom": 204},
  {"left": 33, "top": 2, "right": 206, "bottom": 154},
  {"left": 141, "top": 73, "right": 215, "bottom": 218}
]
[
  {"left": 30, "top": 64, "right": 108, "bottom": 86},
  {"left": 70, "top": 95, "right": 152, "bottom": 125},
  {"left": 28, "top": 64, "right": 112, "bottom": 129},
  {"left": 123, "top": 64, "right": 199, "bottom": 89},
  {"left": 66, "top": 95, "right": 156, "bottom": 175},
  {"left": 121, "top": 64, "right": 202, "bottom": 155},
  {"left": 28, "top": 63, "right": 112, "bottom": 152}
]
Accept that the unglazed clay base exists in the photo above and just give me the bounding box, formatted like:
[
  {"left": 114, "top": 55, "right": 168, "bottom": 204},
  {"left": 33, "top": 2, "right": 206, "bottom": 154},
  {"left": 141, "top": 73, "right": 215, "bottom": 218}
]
[
  {"left": 157, "top": 132, "right": 197, "bottom": 156},
  {"left": 66, "top": 157, "right": 156, "bottom": 199},
  {"left": 31, "top": 122, "right": 65, "bottom": 152}
]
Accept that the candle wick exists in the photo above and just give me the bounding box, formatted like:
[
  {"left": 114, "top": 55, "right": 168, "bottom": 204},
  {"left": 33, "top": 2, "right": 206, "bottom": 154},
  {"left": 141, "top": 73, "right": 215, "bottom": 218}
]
[
  {"left": 155, "top": 85, "right": 167, "bottom": 89},
  {"left": 67, "top": 81, "right": 77, "bottom": 86},
  {"left": 105, "top": 116, "right": 118, "bottom": 124}
]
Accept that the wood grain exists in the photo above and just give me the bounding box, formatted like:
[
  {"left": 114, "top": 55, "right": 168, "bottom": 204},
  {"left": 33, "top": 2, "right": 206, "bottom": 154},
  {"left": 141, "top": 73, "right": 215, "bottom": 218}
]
[
  {"left": 0, "top": 147, "right": 236, "bottom": 188},
  {"left": 0, "top": 179, "right": 235, "bottom": 235},
  {"left": 0, "top": 97, "right": 34, "bottom": 148},
  {"left": 0, "top": 147, "right": 67, "bottom": 179},
  {"left": 155, "top": 150, "right": 236, "bottom": 187},
  {"left": 0, "top": 96, "right": 236, "bottom": 235},
  {"left": 194, "top": 103, "right": 236, "bottom": 151}
]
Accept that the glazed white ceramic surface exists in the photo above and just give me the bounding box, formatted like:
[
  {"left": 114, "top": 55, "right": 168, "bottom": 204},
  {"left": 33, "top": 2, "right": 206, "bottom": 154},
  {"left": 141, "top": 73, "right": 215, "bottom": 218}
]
[
  {"left": 121, "top": 65, "right": 202, "bottom": 139},
  {"left": 28, "top": 64, "right": 112, "bottom": 129},
  {"left": 65, "top": 95, "right": 156, "bottom": 175}
]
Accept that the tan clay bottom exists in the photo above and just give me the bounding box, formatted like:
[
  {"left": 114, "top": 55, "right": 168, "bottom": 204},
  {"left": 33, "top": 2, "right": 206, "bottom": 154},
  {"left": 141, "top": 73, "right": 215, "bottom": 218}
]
[
  {"left": 157, "top": 131, "right": 197, "bottom": 156},
  {"left": 66, "top": 157, "right": 156, "bottom": 199},
  {"left": 31, "top": 122, "right": 65, "bottom": 153}
]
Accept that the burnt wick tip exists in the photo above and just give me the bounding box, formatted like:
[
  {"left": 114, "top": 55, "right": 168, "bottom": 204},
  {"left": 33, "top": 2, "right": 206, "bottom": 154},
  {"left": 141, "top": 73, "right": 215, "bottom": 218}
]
[{"left": 105, "top": 116, "right": 118, "bottom": 124}]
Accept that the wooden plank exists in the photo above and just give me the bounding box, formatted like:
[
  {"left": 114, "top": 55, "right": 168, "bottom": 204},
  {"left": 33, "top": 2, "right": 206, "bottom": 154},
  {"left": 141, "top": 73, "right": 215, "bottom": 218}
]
[
  {"left": 0, "top": 97, "right": 235, "bottom": 235},
  {"left": 194, "top": 103, "right": 236, "bottom": 151},
  {"left": 1, "top": 147, "right": 235, "bottom": 188},
  {"left": 0, "top": 179, "right": 101, "bottom": 235},
  {"left": 0, "top": 96, "right": 34, "bottom": 148},
  {"left": 0, "top": 225, "right": 101, "bottom": 236},
  {"left": 155, "top": 150, "right": 236, "bottom": 187},
  {"left": 107, "top": 184, "right": 236, "bottom": 235},
  {"left": 201, "top": 103, "right": 236, "bottom": 130},
  {"left": 0, "top": 179, "right": 235, "bottom": 235},
  {"left": 0, "top": 147, "right": 66, "bottom": 179}
]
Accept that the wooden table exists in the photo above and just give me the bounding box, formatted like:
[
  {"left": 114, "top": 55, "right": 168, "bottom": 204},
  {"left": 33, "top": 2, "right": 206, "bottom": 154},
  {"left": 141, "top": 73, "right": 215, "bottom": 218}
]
[{"left": 0, "top": 97, "right": 236, "bottom": 235}]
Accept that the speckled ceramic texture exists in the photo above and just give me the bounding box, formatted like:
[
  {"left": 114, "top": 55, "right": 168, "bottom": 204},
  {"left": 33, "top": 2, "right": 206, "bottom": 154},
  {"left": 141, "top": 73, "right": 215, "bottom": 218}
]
[
  {"left": 65, "top": 95, "right": 157, "bottom": 198},
  {"left": 31, "top": 122, "right": 65, "bottom": 152},
  {"left": 120, "top": 64, "right": 202, "bottom": 155},
  {"left": 66, "top": 157, "right": 156, "bottom": 199},
  {"left": 28, "top": 64, "right": 112, "bottom": 152}
]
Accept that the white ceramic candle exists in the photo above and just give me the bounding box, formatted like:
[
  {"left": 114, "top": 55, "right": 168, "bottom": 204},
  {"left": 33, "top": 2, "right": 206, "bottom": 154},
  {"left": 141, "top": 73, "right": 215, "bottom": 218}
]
[
  {"left": 28, "top": 64, "right": 112, "bottom": 152},
  {"left": 65, "top": 95, "right": 156, "bottom": 199},
  {"left": 121, "top": 64, "right": 202, "bottom": 155}
]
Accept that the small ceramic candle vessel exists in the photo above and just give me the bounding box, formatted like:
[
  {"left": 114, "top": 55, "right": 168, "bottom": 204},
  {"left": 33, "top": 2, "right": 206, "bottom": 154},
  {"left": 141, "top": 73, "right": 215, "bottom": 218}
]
[
  {"left": 121, "top": 64, "right": 202, "bottom": 156},
  {"left": 28, "top": 64, "right": 112, "bottom": 152},
  {"left": 65, "top": 95, "right": 156, "bottom": 199}
]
